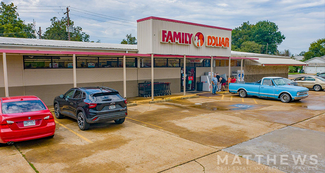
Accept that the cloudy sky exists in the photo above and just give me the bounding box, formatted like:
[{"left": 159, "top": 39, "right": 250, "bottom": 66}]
[{"left": 4, "top": 0, "right": 325, "bottom": 55}]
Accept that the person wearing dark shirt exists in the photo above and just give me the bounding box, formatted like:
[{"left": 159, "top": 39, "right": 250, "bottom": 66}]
[
  {"left": 220, "top": 77, "right": 227, "bottom": 91},
  {"left": 216, "top": 73, "right": 221, "bottom": 92}
]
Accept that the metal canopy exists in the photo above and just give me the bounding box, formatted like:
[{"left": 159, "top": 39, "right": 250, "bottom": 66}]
[{"left": 251, "top": 57, "right": 307, "bottom": 66}]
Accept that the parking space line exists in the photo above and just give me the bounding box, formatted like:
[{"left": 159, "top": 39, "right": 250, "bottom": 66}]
[
  {"left": 253, "top": 99, "right": 258, "bottom": 104},
  {"left": 55, "top": 120, "right": 93, "bottom": 143},
  {"left": 127, "top": 117, "right": 163, "bottom": 129},
  {"left": 242, "top": 98, "right": 244, "bottom": 102}
]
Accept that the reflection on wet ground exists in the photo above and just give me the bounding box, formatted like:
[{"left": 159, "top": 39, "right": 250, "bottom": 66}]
[
  {"left": 292, "top": 95, "right": 325, "bottom": 110},
  {"left": 2, "top": 91, "right": 324, "bottom": 173},
  {"left": 191, "top": 102, "right": 257, "bottom": 111}
]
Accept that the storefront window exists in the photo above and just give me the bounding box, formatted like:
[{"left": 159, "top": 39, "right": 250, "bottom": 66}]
[
  {"left": 77, "top": 57, "right": 98, "bottom": 68},
  {"left": 215, "top": 60, "right": 228, "bottom": 67},
  {"left": 99, "top": 57, "right": 118, "bottom": 68},
  {"left": 155, "top": 58, "right": 167, "bottom": 67},
  {"left": 168, "top": 59, "right": 180, "bottom": 67},
  {"left": 181, "top": 59, "right": 210, "bottom": 67},
  {"left": 52, "top": 56, "right": 73, "bottom": 68},
  {"left": 24, "top": 55, "right": 138, "bottom": 69},
  {"left": 24, "top": 56, "right": 51, "bottom": 69},
  {"left": 141, "top": 58, "right": 151, "bottom": 67},
  {"left": 126, "top": 58, "right": 137, "bottom": 67},
  {"left": 118, "top": 58, "right": 137, "bottom": 67},
  {"left": 203, "top": 59, "right": 211, "bottom": 67},
  {"left": 215, "top": 60, "right": 241, "bottom": 67}
]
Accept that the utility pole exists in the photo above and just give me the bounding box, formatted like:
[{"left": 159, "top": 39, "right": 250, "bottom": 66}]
[
  {"left": 65, "top": 7, "right": 70, "bottom": 41},
  {"left": 38, "top": 27, "right": 42, "bottom": 39},
  {"left": 33, "top": 19, "right": 37, "bottom": 38}
]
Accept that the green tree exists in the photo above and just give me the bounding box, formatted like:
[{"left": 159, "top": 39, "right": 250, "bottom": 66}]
[
  {"left": 277, "top": 49, "right": 290, "bottom": 56},
  {"left": 232, "top": 21, "right": 253, "bottom": 51},
  {"left": 0, "top": 2, "right": 35, "bottom": 38},
  {"left": 303, "top": 38, "right": 325, "bottom": 61},
  {"left": 298, "top": 51, "right": 306, "bottom": 56},
  {"left": 43, "top": 17, "right": 89, "bottom": 42},
  {"left": 237, "top": 41, "right": 262, "bottom": 53},
  {"left": 121, "top": 34, "right": 137, "bottom": 44},
  {"left": 232, "top": 21, "right": 285, "bottom": 54},
  {"left": 252, "top": 21, "right": 285, "bottom": 54}
]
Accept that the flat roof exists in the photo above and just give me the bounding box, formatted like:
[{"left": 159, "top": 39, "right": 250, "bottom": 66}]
[
  {"left": 231, "top": 51, "right": 290, "bottom": 59},
  {"left": 137, "top": 16, "right": 232, "bottom": 31},
  {"left": 0, "top": 37, "right": 137, "bottom": 51},
  {"left": 251, "top": 57, "right": 307, "bottom": 66}
]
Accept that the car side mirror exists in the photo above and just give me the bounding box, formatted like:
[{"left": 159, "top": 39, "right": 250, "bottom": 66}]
[
  {"left": 59, "top": 94, "right": 64, "bottom": 99},
  {"left": 65, "top": 96, "right": 70, "bottom": 101}
]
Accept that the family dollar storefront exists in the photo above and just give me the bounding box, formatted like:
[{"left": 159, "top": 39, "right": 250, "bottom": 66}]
[
  {"left": 137, "top": 16, "right": 256, "bottom": 96},
  {"left": 0, "top": 16, "right": 304, "bottom": 105}
]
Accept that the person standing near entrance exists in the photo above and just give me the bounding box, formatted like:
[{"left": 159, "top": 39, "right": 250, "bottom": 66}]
[
  {"left": 216, "top": 73, "right": 221, "bottom": 92},
  {"left": 230, "top": 76, "right": 237, "bottom": 83},
  {"left": 220, "top": 76, "right": 227, "bottom": 91},
  {"left": 212, "top": 73, "right": 218, "bottom": 94}
]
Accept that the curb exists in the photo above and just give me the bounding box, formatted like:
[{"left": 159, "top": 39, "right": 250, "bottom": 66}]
[{"left": 128, "top": 95, "right": 199, "bottom": 106}]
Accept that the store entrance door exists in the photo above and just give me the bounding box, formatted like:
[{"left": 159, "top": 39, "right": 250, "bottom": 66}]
[{"left": 181, "top": 67, "right": 196, "bottom": 92}]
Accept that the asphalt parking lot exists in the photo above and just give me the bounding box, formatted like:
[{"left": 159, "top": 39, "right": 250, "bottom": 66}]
[{"left": 1, "top": 91, "right": 325, "bottom": 173}]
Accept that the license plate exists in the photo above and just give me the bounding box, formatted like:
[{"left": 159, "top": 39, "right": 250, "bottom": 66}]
[
  {"left": 109, "top": 105, "right": 116, "bottom": 109},
  {"left": 24, "top": 120, "right": 35, "bottom": 127}
]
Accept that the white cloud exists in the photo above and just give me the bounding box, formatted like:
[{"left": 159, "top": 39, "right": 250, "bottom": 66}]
[
  {"left": 217, "top": 3, "right": 229, "bottom": 7},
  {"left": 2, "top": 0, "right": 325, "bottom": 54}
]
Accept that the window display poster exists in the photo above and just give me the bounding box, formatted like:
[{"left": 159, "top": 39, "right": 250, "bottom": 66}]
[
  {"left": 50, "top": 63, "right": 58, "bottom": 68},
  {"left": 88, "top": 63, "right": 95, "bottom": 68}
]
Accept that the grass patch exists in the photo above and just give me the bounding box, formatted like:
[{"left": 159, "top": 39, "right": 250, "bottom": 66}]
[{"left": 289, "top": 73, "right": 302, "bottom": 75}]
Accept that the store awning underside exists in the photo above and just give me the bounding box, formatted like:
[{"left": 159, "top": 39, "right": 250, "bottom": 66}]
[{"left": 250, "top": 57, "right": 307, "bottom": 66}]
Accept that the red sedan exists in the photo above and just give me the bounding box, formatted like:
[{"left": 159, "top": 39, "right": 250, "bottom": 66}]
[{"left": 0, "top": 96, "right": 55, "bottom": 144}]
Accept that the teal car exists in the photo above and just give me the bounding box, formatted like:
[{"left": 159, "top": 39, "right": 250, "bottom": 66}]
[{"left": 229, "top": 77, "right": 309, "bottom": 103}]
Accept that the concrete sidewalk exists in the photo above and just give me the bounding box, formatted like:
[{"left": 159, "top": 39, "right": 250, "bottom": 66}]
[{"left": 127, "top": 91, "right": 230, "bottom": 105}]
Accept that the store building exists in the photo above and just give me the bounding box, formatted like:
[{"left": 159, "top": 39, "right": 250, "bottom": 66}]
[{"left": 0, "top": 16, "right": 306, "bottom": 105}]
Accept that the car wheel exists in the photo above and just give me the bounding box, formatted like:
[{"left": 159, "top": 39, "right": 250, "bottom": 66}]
[
  {"left": 54, "top": 103, "right": 64, "bottom": 119},
  {"left": 280, "top": 93, "right": 291, "bottom": 103},
  {"left": 239, "top": 89, "right": 247, "bottom": 98},
  {"left": 77, "top": 111, "right": 90, "bottom": 130},
  {"left": 114, "top": 118, "right": 125, "bottom": 124},
  {"left": 313, "top": 85, "right": 322, "bottom": 91}
]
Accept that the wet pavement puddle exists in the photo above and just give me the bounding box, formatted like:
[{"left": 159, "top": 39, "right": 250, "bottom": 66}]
[
  {"left": 191, "top": 102, "right": 256, "bottom": 111},
  {"left": 293, "top": 103, "right": 325, "bottom": 110},
  {"left": 230, "top": 104, "right": 254, "bottom": 110},
  {"left": 303, "top": 105, "right": 325, "bottom": 110}
]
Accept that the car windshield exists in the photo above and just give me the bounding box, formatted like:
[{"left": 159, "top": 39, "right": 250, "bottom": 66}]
[
  {"left": 2, "top": 100, "right": 46, "bottom": 114},
  {"left": 282, "top": 78, "right": 292, "bottom": 83},
  {"left": 316, "top": 76, "right": 325, "bottom": 82},
  {"left": 273, "top": 78, "right": 287, "bottom": 86}
]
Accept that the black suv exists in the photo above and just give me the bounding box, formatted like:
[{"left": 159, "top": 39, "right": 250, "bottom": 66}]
[{"left": 53, "top": 87, "right": 127, "bottom": 130}]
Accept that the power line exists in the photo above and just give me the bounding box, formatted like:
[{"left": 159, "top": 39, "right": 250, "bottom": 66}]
[
  {"left": 69, "top": 6, "right": 133, "bottom": 23},
  {"left": 69, "top": 13, "right": 136, "bottom": 27}
]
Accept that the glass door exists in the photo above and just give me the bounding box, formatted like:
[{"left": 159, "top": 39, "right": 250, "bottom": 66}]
[{"left": 181, "top": 67, "right": 196, "bottom": 92}]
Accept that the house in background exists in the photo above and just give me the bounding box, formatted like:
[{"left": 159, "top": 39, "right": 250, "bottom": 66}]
[{"left": 304, "top": 56, "right": 325, "bottom": 74}]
